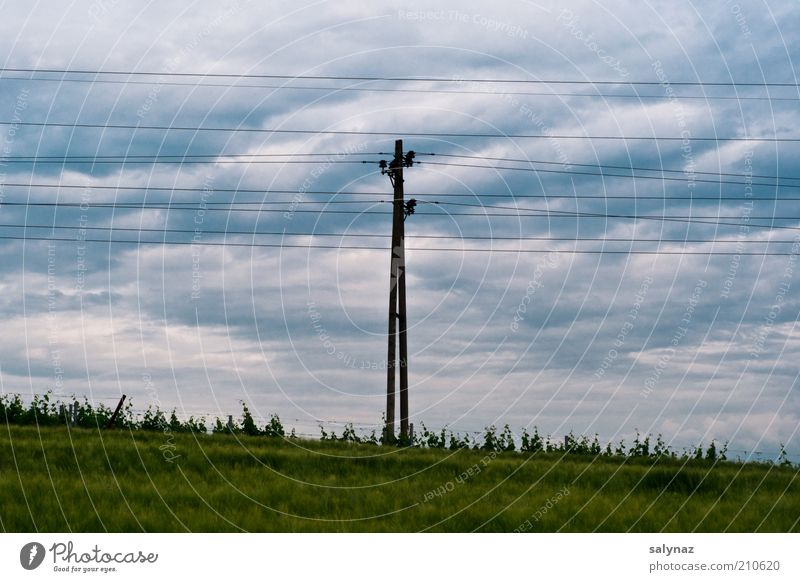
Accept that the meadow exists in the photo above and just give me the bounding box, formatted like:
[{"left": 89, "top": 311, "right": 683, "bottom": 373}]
[{"left": 1, "top": 423, "right": 798, "bottom": 532}]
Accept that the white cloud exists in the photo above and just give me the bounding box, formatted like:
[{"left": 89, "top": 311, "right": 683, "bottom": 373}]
[{"left": 0, "top": 1, "right": 798, "bottom": 456}]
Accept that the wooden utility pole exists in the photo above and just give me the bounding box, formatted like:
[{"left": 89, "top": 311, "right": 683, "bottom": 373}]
[
  {"left": 383, "top": 139, "right": 414, "bottom": 444},
  {"left": 398, "top": 194, "right": 409, "bottom": 442}
]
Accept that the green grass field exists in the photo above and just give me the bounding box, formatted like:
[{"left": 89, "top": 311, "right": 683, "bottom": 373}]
[{"left": 1, "top": 425, "right": 797, "bottom": 532}]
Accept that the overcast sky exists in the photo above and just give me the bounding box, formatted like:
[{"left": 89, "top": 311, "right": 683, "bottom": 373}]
[{"left": 1, "top": 0, "right": 798, "bottom": 459}]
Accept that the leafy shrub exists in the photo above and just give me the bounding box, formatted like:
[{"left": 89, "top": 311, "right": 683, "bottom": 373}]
[
  {"left": 264, "top": 414, "right": 285, "bottom": 438},
  {"left": 520, "top": 427, "right": 543, "bottom": 454},
  {"left": 629, "top": 431, "right": 651, "bottom": 457},
  {"left": 240, "top": 403, "right": 260, "bottom": 436},
  {"left": 418, "top": 423, "right": 446, "bottom": 449},
  {"left": 340, "top": 423, "right": 360, "bottom": 443}
]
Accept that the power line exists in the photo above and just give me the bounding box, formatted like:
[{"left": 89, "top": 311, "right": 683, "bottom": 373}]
[
  {"left": 3, "top": 120, "right": 798, "bottom": 142},
  {"left": 5, "top": 153, "right": 799, "bottom": 190},
  {"left": 3, "top": 197, "right": 800, "bottom": 233},
  {"left": 0, "top": 201, "right": 387, "bottom": 212},
  {"left": 419, "top": 160, "right": 800, "bottom": 190},
  {"left": 423, "top": 194, "right": 800, "bottom": 201},
  {"left": 1, "top": 182, "right": 388, "bottom": 196},
  {"left": 7, "top": 152, "right": 800, "bottom": 188},
  {"left": 5, "top": 150, "right": 800, "bottom": 194},
  {"left": 420, "top": 152, "right": 800, "bottom": 183},
  {"left": 5, "top": 222, "right": 798, "bottom": 244},
  {"left": 0, "top": 157, "right": 375, "bottom": 165},
  {"left": 7, "top": 152, "right": 800, "bottom": 186},
  {"left": 2, "top": 74, "right": 796, "bottom": 102},
  {"left": 5, "top": 181, "right": 800, "bottom": 201},
  {"left": 3, "top": 233, "right": 798, "bottom": 255},
  {"left": 7, "top": 198, "right": 800, "bottom": 220},
  {"left": 0, "top": 152, "right": 381, "bottom": 159},
  {"left": 2, "top": 67, "right": 797, "bottom": 87},
  {"left": 429, "top": 200, "right": 800, "bottom": 220},
  {"left": 4, "top": 200, "right": 800, "bottom": 234},
  {"left": 421, "top": 201, "right": 800, "bottom": 231},
  {"left": 0, "top": 200, "right": 383, "bottom": 207}
]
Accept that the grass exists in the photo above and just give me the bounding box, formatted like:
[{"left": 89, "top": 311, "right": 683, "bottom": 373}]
[{"left": 1, "top": 424, "right": 798, "bottom": 532}]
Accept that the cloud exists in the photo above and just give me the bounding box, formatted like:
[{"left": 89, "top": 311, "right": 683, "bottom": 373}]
[{"left": 1, "top": 1, "right": 799, "bottom": 456}]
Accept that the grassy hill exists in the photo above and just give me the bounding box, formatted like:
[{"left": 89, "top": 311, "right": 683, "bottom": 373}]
[{"left": 0, "top": 425, "right": 797, "bottom": 532}]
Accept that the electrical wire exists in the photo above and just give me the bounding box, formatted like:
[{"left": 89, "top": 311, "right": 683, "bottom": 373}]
[
  {"left": 0, "top": 152, "right": 382, "bottom": 159},
  {"left": 6, "top": 152, "right": 800, "bottom": 191},
  {"left": 2, "top": 74, "right": 797, "bottom": 102},
  {"left": 428, "top": 199, "right": 800, "bottom": 221},
  {"left": 418, "top": 152, "right": 800, "bottom": 183},
  {"left": 5, "top": 198, "right": 798, "bottom": 220},
  {"left": 5, "top": 222, "right": 799, "bottom": 244},
  {"left": 2, "top": 67, "right": 797, "bottom": 87},
  {"left": 1, "top": 182, "right": 384, "bottom": 196},
  {"left": 3, "top": 233, "right": 797, "bottom": 255},
  {"left": 4, "top": 181, "right": 800, "bottom": 201},
  {"left": 3, "top": 120, "right": 798, "bottom": 142},
  {"left": 1, "top": 158, "right": 376, "bottom": 165},
  {"left": 418, "top": 160, "right": 799, "bottom": 189},
  {"left": 5, "top": 152, "right": 799, "bottom": 191},
  {"left": 419, "top": 201, "right": 800, "bottom": 231},
  {"left": 3, "top": 200, "right": 799, "bottom": 234}
]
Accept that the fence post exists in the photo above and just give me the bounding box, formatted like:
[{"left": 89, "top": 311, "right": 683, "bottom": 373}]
[{"left": 104, "top": 395, "right": 127, "bottom": 429}]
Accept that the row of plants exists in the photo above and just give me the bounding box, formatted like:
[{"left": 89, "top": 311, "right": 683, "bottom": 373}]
[
  {"left": 352, "top": 422, "right": 735, "bottom": 463},
  {"left": 1, "top": 392, "right": 794, "bottom": 465},
  {"left": 0, "top": 392, "right": 207, "bottom": 433}
]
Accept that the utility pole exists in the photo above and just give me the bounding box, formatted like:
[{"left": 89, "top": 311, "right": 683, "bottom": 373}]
[
  {"left": 398, "top": 193, "right": 409, "bottom": 442},
  {"left": 383, "top": 140, "right": 401, "bottom": 444},
  {"left": 381, "top": 139, "right": 415, "bottom": 444}
]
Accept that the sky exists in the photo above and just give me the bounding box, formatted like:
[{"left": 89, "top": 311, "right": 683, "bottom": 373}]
[{"left": 0, "top": 0, "right": 798, "bottom": 459}]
